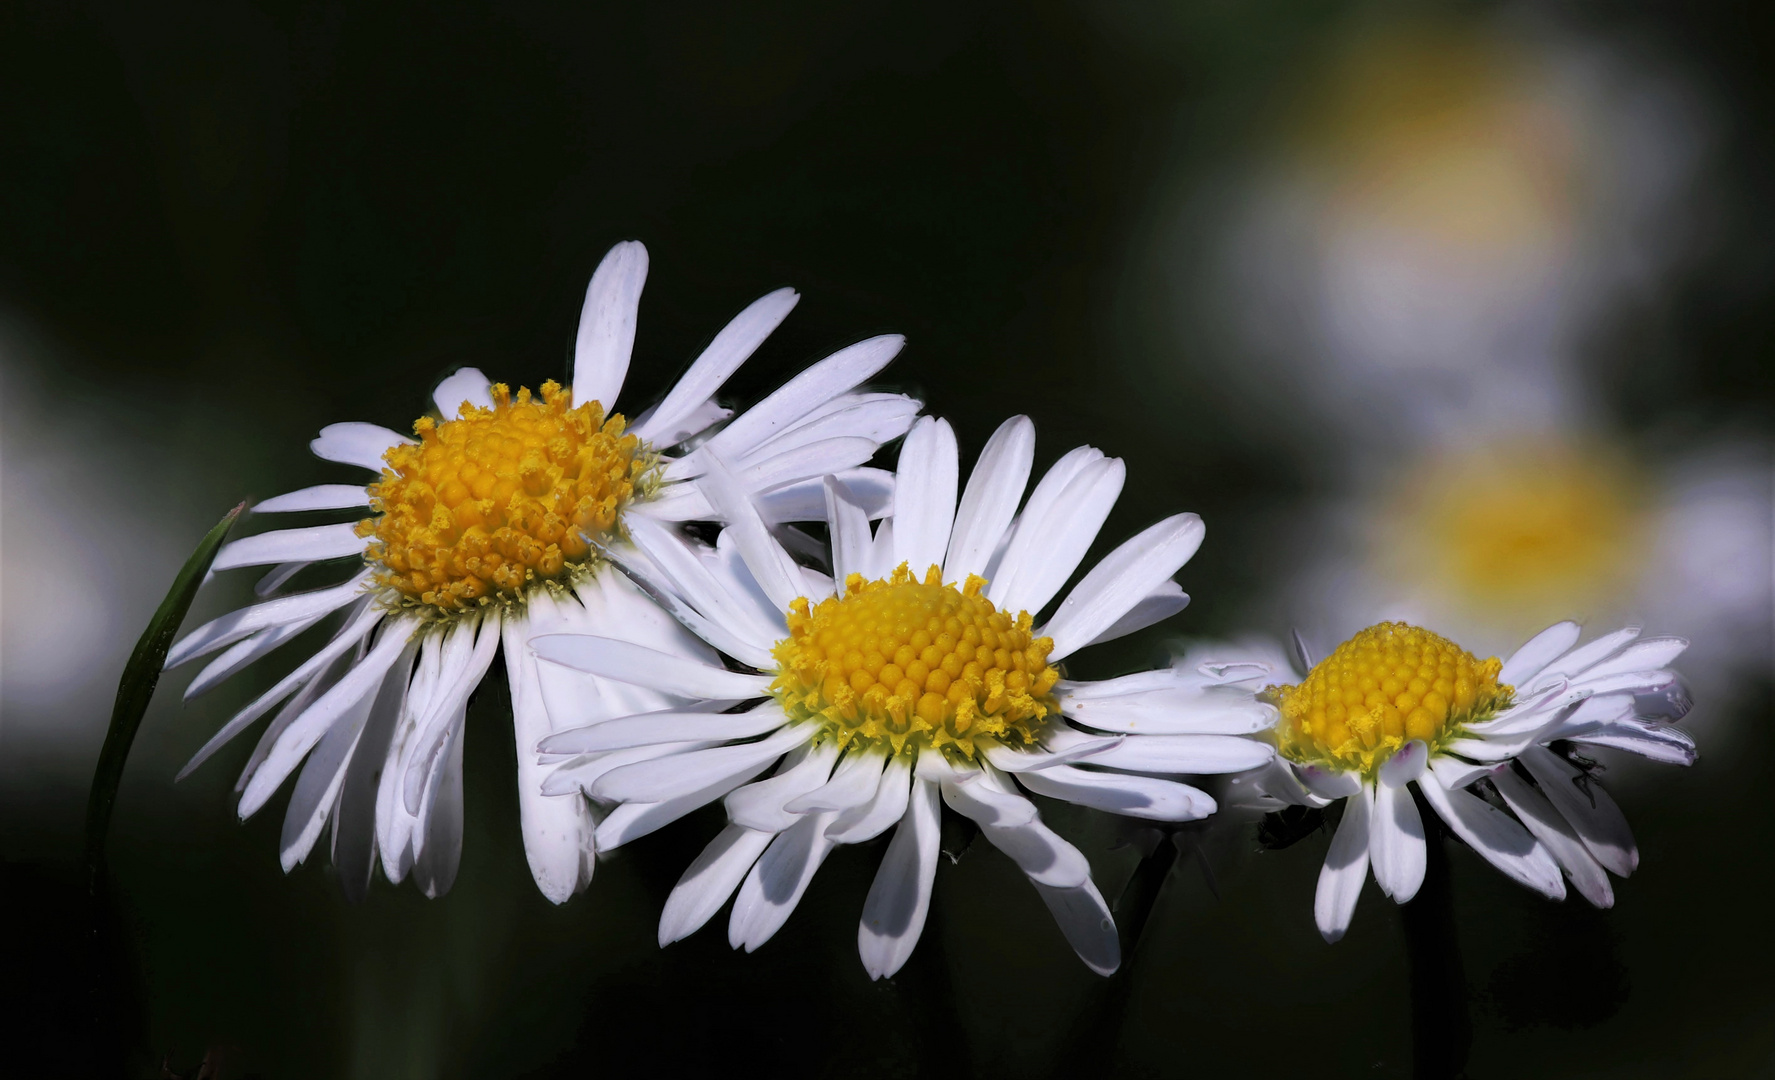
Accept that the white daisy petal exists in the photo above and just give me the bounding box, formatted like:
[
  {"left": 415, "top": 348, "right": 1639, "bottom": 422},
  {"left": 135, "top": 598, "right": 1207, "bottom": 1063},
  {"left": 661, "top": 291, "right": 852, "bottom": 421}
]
[
  {"left": 1058, "top": 690, "right": 1275, "bottom": 736},
  {"left": 253, "top": 484, "right": 372, "bottom": 514},
  {"left": 1368, "top": 781, "right": 1426, "bottom": 903},
  {"left": 1563, "top": 670, "right": 1677, "bottom": 697},
  {"left": 1295, "top": 763, "right": 1363, "bottom": 801},
  {"left": 706, "top": 334, "right": 906, "bottom": 459},
  {"left": 311, "top": 421, "right": 412, "bottom": 472},
  {"left": 752, "top": 467, "right": 895, "bottom": 525},
  {"left": 944, "top": 415, "right": 1035, "bottom": 582},
  {"left": 785, "top": 746, "right": 887, "bottom": 814},
  {"left": 590, "top": 723, "right": 813, "bottom": 804},
  {"left": 239, "top": 616, "right": 420, "bottom": 819},
  {"left": 254, "top": 561, "right": 309, "bottom": 597},
  {"left": 824, "top": 476, "right": 874, "bottom": 594},
  {"left": 858, "top": 771, "right": 941, "bottom": 980},
  {"left": 736, "top": 394, "right": 920, "bottom": 470},
  {"left": 620, "top": 518, "right": 781, "bottom": 661},
  {"left": 632, "top": 287, "right": 800, "bottom": 446},
  {"left": 169, "top": 568, "right": 370, "bottom": 669},
  {"left": 331, "top": 635, "right": 413, "bottom": 902},
  {"left": 572, "top": 240, "right": 648, "bottom": 410},
  {"left": 503, "top": 609, "right": 594, "bottom": 904},
  {"left": 529, "top": 634, "right": 771, "bottom": 700},
  {"left": 1013, "top": 763, "right": 1214, "bottom": 822},
  {"left": 400, "top": 614, "right": 503, "bottom": 814},
  {"left": 1563, "top": 719, "right": 1697, "bottom": 765},
  {"left": 1518, "top": 744, "right": 1638, "bottom": 877},
  {"left": 184, "top": 612, "right": 330, "bottom": 699},
  {"left": 1082, "top": 582, "right": 1191, "bottom": 648},
  {"left": 981, "top": 816, "right": 1092, "bottom": 888},
  {"left": 725, "top": 741, "right": 841, "bottom": 833},
  {"left": 1542, "top": 626, "right": 1641, "bottom": 679},
  {"left": 660, "top": 824, "right": 775, "bottom": 946},
  {"left": 933, "top": 766, "right": 1041, "bottom": 828},
  {"left": 1492, "top": 767, "right": 1614, "bottom": 908},
  {"left": 992, "top": 454, "right": 1125, "bottom": 618},
  {"left": 1569, "top": 637, "right": 1689, "bottom": 684},
  {"left": 176, "top": 605, "right": 386, "bottom": 780},
  {"left": 540, "top": 702, "right": 787, "bottom": 755},
  {"left": 544, "top": 740, "right": 711, "bottom": 799},
  {"left": 431, "top": 367, "right": 496, "bottom": 417},
  {"left": 278, "top": 663, "right": 380, "bottom": 872},
  {"left": 1416, "top": 767, "right": 1564, "bottom": 899},
  {"left": 729, "top": 812, "right": 840, "bottom": 952},
  {"left": 211, "top": 523, "right": 368, "bottom": 573},
  {"left": 1314, "top": 788, "right": 1371, "bottom": 943},
  {"left": 1377, "top": 740, "right": 1428, "bottom": 788},
  {"left": 978, "top": 736, "right": 1123, "bottom": 773},
  {"left": 827, "top": 752, "right": 914, "bottom": 844},
  {"left": 1075, "top": 733, "right": 1274, "bottom": 775},
  {"left": 739, "top": 437, "right": 882, "bottom": 493},
  {"left": 595, "top": 773, "right": 765, "bottom": 851},
  {"left": 892, "top": 416, "right": 960, "bottom": 577},
  {"left": 691, "top": 450, "right": 809, "bottom": 612},
  {"left": 1425, "top": 755, "right": 1496, "bottom": 791},
  {"left": 985, "top": 447, "right": 1104, "bottom": 609},
  {"left": 1498, "top": 621, "right": 1582, "bottom": 687},
  {"left": 1043, "top": 513, "right": 1205, "bottom": 661},
  {"left": 411, "top": 716, "right": 466, "bottom": 898},
  {"left": 1033, "top": 880, "right": 1120, "bottom": 976}
]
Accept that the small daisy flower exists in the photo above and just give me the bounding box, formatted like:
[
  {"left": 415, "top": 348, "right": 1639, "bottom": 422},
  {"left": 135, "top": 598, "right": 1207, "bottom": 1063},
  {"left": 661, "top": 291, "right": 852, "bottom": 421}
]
[
  {"left": 1212, "top": 621, "right": 1694, "bottom": 941},
  {"left": 164, "top": 241, "right": 920, "bottom": 902},
  {"left": 528, "top": 415, "right": 1274, "bottom": 977}
]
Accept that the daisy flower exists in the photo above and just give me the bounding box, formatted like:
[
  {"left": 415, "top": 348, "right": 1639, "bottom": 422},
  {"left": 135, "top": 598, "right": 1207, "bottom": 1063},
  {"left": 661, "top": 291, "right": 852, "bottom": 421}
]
[
  {"left": 528, "top": 414, "right": 1275, "bottom": 977},
  {"left": 1210, "top": 620, "right": 1695, "bottom": 941},
  {"left": 162, "top": 241, "right": 921, "bottom": 903}
]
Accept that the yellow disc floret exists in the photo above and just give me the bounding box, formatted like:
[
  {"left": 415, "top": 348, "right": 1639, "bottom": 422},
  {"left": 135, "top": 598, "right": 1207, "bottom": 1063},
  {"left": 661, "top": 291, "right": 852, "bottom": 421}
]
[
  {"left": 771, "top": 564, "right": 1061, "bottom": 759},
  {"left": 357, "top": 380, "right": 655, "bottom": 614},
  {"left": 1263, "top": 622, "right": 1512, "bottom": 777}
]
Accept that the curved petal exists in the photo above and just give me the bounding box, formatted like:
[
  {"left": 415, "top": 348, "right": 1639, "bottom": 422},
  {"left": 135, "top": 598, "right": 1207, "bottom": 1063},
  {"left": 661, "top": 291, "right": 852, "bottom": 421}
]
[
  {"left": 311, "top": 421, "right": 411, "bottom": 472},
  {"left": 633, "top": 287, "right": 799, "bottom": 445},
  {"left": 1417, "top": 768, "right": 1564, "bottom": 899},
  {"left": 1368, "top": 781, "right": 1426, "bottom": 903},
  {"left": 1499, "top": 621, "right": 1582, "bottom": 687},
  {"left": 1043, "top": 513, "right": 1205, "bottom": 661},
  {"left": 857, "top": 773, "right": 940, "bottom": 980},
  {"left": 1315, "top": 791, "right": 1370, "bottom": 943},
  {"left": 659, "top": 824, "right": 773, "bottom": 945},
  {"left": 944, "top": 415, "right": 1035, "bottom": 582},
  {"left": 253, "top": 484, "right": 372, "bottom": 514},
  {"left": 572, "top": 240, "right": 647, "bottom": 410},
  {"left": 432, "top": 367, "right": 495, "bottom": 417},
  {"left": 892, "top": 416, "right": 960, "bottom": 578}
]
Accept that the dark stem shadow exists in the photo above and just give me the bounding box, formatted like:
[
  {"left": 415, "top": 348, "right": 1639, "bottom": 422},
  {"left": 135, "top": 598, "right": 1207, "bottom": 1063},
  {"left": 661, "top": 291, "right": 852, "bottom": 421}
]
[{"left": 1401, "top": 789, "right": 1471, "bottom": 1080}]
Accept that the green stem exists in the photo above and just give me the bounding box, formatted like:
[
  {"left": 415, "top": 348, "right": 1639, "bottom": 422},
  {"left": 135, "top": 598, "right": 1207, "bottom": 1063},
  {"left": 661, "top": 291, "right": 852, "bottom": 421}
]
[{"left": 1401, "top": 791, "right": 1472, "bottom": 1080}]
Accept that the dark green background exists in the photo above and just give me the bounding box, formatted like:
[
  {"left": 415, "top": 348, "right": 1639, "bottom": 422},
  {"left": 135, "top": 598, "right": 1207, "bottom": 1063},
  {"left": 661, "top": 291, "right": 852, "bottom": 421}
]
[{"left": 2, "top": 1, "right": 1771, "bottom": 1076}]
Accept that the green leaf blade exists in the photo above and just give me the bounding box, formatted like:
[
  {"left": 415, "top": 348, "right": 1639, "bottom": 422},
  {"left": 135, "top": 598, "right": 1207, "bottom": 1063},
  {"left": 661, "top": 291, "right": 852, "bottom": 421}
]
[{"left": 84, "top": 502, "right": 244, "bottom": 864}]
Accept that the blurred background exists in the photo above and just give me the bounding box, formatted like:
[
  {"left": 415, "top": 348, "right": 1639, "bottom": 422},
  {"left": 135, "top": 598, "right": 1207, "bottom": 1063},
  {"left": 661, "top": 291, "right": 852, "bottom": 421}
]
[{"left": 2, "top": 1, "right": 1770, "bottom": 1076}]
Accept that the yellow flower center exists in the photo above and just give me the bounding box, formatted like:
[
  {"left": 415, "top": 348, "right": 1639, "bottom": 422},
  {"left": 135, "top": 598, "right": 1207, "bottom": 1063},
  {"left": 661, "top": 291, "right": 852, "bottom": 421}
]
[
  {"left": 771, "top": 564, "right": 1061, "bottom": 760},
  {"left": 1264, "top": 622, "right": 1512, "bottom": 777},
  {"left": 1385, "top": 440, "right": 1643, "bottom": 636},
  {"left": 356, "top": 380, "right": 654, "bottom": 614}
]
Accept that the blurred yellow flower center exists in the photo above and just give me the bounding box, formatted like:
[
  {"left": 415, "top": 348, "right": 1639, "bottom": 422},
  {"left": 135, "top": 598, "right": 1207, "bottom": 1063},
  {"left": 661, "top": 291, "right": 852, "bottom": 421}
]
[
  {"left": 357, "top": 381, "right": 653, "bottom": 614},
  {"left": 771, "top": 564, "right": 1060, "bottom": 759},
  {"left": 1388, "top": 441, "right": 1642, "bottom": 635},
  {"left": 1264, "top": 622, "right": 1512, "bottom": 777}
]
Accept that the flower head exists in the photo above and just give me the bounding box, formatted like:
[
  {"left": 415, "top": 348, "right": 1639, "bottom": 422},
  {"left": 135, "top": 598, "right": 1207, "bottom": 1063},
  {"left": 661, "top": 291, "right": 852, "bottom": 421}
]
[
  {"left": 1214, "top": 620, "right": 1693, "bottom": 940},
  {"left": 164, "top": 241, "right": 920, "bottom": 903},
  {"left": 531, "top": 414, "right": 1270, "bottom": 977}
]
